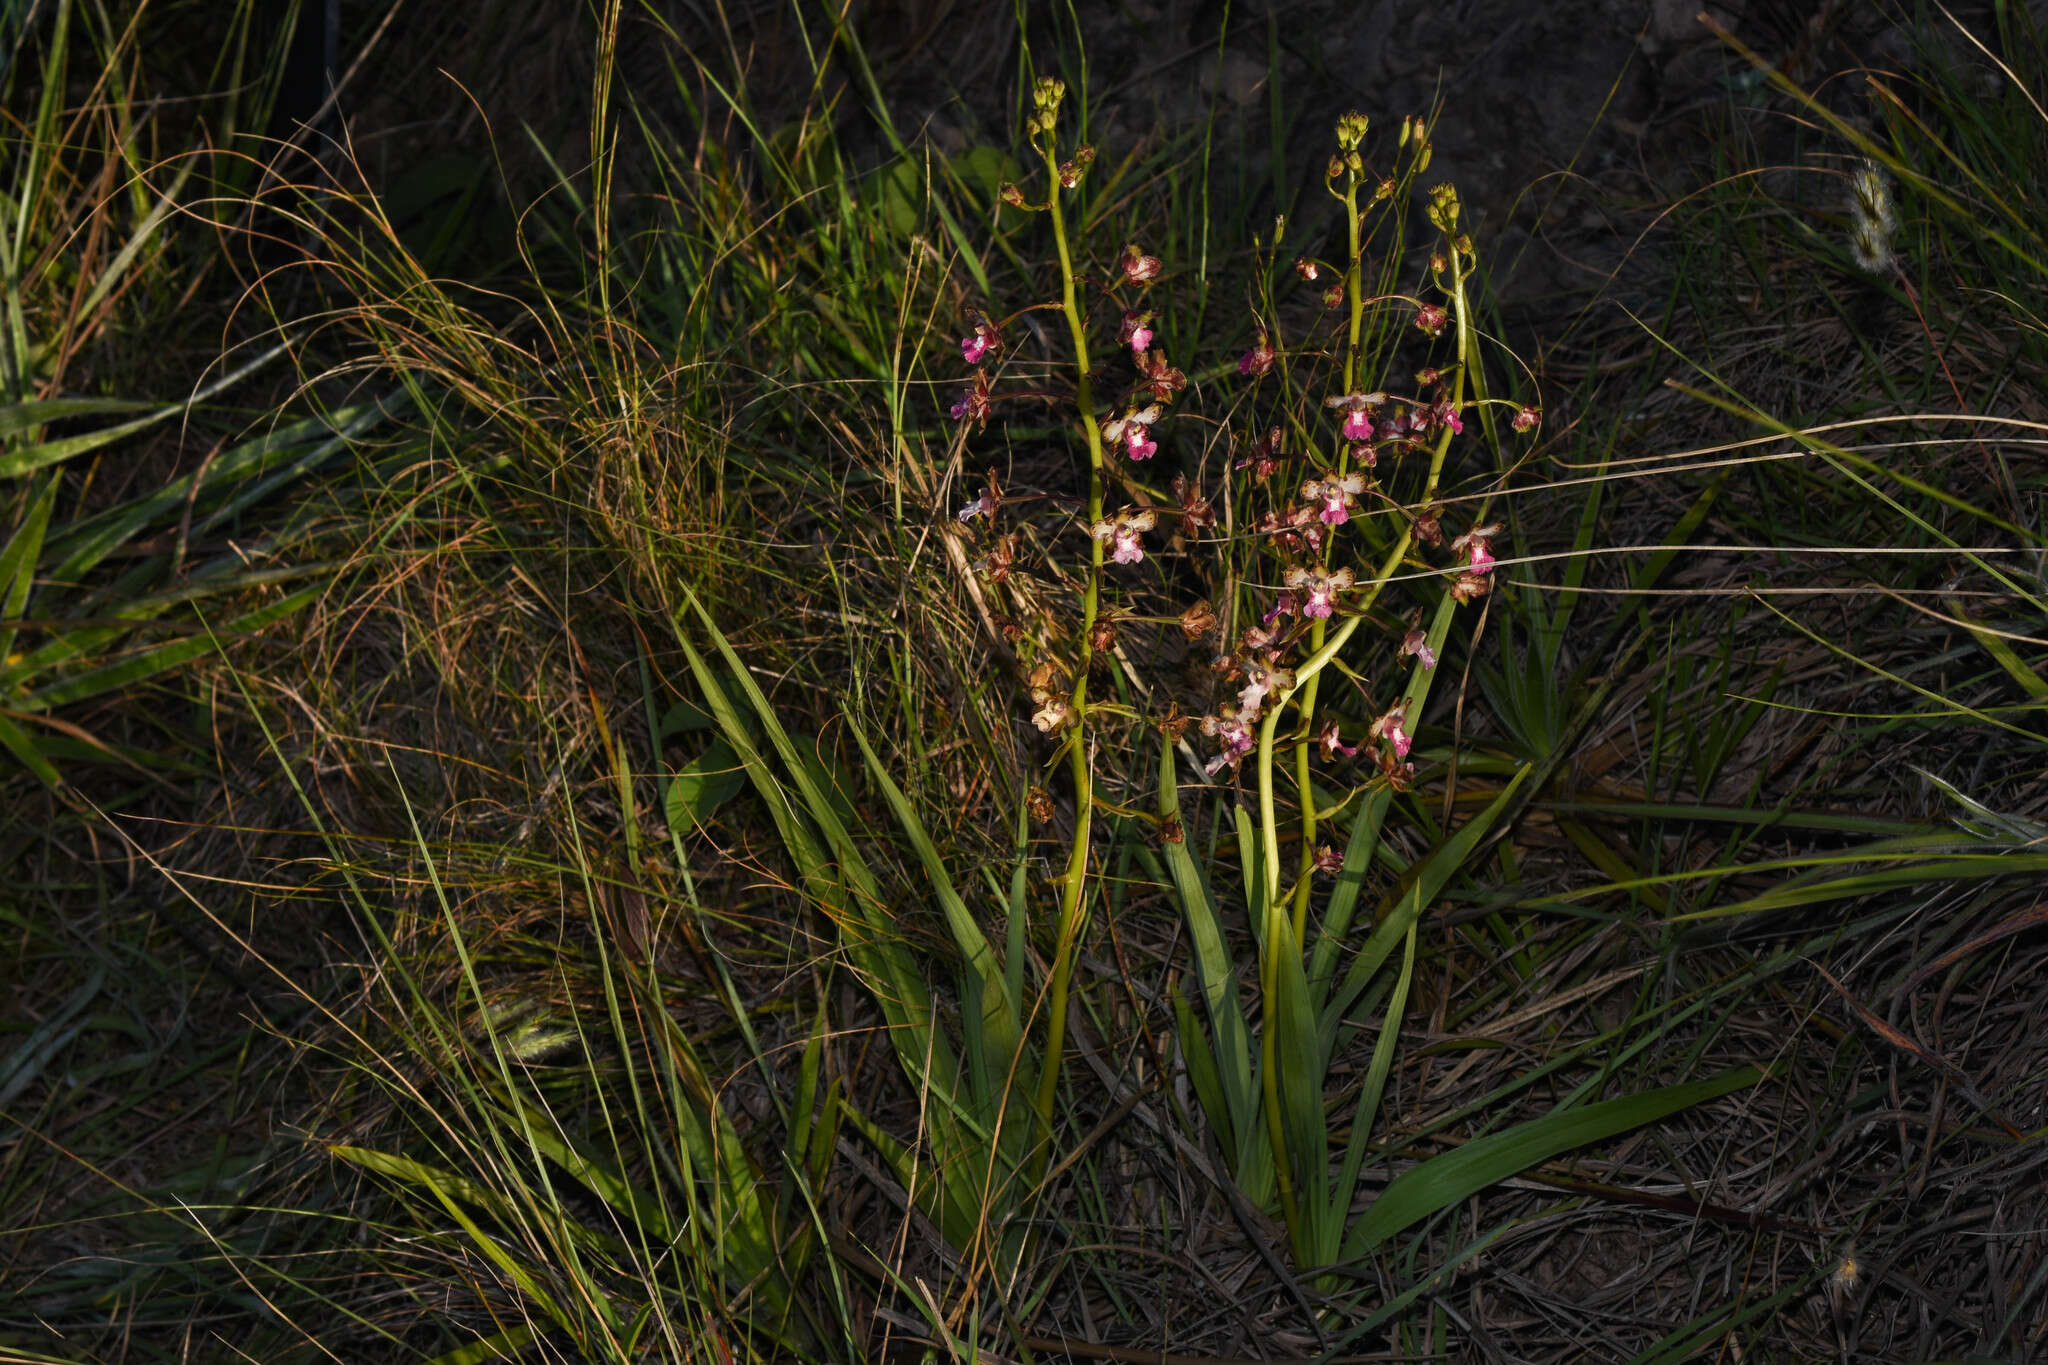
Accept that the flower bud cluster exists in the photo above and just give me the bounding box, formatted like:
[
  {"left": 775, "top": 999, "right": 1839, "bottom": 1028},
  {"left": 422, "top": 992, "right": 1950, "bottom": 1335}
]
[{"left": 1026, "top": 76, "right": 1066, "bottom": 140}]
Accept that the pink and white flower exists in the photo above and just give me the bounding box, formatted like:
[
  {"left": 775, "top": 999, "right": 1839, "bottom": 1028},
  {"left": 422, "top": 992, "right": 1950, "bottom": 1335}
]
[
  {"left": 1401, "top": 628, "right": 1437, "bottom": 670},
  {"left": 1101, "top": 404, "right": 1163, "bottom": 461},
  {"left": 1200, "top": 706, "right": 1257, "bottom": 776},
  {"left": 1300, "top": 470, "right": 1369, "bottom": 526},
  {"left": 960, "top": 312, "right": 1002, "bottom": 365},
  {"left": 1089, "top": 508, "right": 1158, "bottom": 565},
  {"left": 1119, "top": 308, "right": 1156, "bottom": 356},
  {"left": 1319, "top": 720, "right": 1359, "bottom": 760},
  {"left": 1369, "top": 702, "right": 1411, "bottom": 760},
  {"left": 1450, "top": 522, "right": 1501, "bottom": 575},
  {"left": 1324, "top": 391, "right": 1386, "bottom": 443},
  {"left": 1236, "top": 658, "right": 1295, "bottom": 717},
  {"left": 1284, "top": 564, "right": 1356, "bottom": 620}
]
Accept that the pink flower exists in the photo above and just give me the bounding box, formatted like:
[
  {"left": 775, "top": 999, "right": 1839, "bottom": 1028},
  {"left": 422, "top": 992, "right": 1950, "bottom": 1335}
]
[
  {"left": 1293, "top": 257, "right": 1319, "bottom": 282},
  {"left": 1414, "top": 303, "right": 1448, "bottom": 337},
  {"left": 957, "top": 495, "right": 990, "bottom": 521},
  {"left": 1324, "top": 391, "right": 1386, "bottom": 445},
  {"left": 1512, "top": 404, "right": 1541, "bottom": 433},
  {"left": 960, "top": 312, "right": 1001, "bottom": 365},
  {"left": 1119, "top": 308, "right": 1155, "bottom": 354},
  {"left": 1121, "top": 243, "right": 1163, "bottom": 284},
  {"left": 1284, "top": 565, "right": 1356, "bottom": 620},
  {"left": 1301, "top": 471, "right": 1368, "bottom": 526},
  {"left": 1369, "top": 702, "right": 1411, "bottom": 760},
  {"left": 949, "top": 370, "right": 994, "bottom": 427},
  {"left": 1319, "top": 720, "right": 1359, "bottom": 760},
  {"left": 1401, "top": 628, "right": 1437, "bottom": 670},
  {"left": 1236, "top": 658, "right": 1295, "bottom": 717},
  {"left": 1450, "top": 522, "right": 1501, "bottom": 575},
  {"left": 1239, "top": 333, "right": 1276, "bottom": 376},
  {"left": 1313, "top": 845, "right": 1345, "bottom": 875},
  {"left": 1201, "top": 706, "right": 1257, "bottom": 776},
  {"left": 1101, "top": 404, "right": 1160, "bottom": 446},
  {"left": 1090, "top": 508, "right": 1157, "bottom": 565},
  {"left": 1126, "top": 430, "right": 1157, "bottom": 461}
]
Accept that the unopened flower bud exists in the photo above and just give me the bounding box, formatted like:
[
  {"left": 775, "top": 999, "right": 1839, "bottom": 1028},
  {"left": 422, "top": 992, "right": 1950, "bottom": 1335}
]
[
  {"left": 1512, "top": 404, "right": 1541, "bottom": 433},
  {"left": 1326, "top": 154, "right": 1346, "bottom": 180},
  {"left": 999, "top": 181, "right": 1028, "bottom": 208},
  {"left": 1026, "top": 786, "right": 1056, "bottom": 823},
  {"left": 1293, "top": 257, "right": 1319, "bottom": 282},
  {"left": 1414, "top": 302, "right": 1448, "bottom": 336},
  {"left": 1427, "top": 182, "right": 1460, "bottom": 232}
]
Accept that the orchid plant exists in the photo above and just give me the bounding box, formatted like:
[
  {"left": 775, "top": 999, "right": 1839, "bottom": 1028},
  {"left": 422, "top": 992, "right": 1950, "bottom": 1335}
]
[{"left": 949, "top": 82, "right": 1545, "bottom": 1266}]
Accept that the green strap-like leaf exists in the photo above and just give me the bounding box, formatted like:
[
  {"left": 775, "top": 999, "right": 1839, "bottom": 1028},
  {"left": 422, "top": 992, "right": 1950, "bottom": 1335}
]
[{"left": 1341, "top": 1065, "right": 1767, "bottom": 1258}]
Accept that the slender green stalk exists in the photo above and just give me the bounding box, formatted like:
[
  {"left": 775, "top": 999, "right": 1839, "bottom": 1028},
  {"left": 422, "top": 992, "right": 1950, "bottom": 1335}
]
[{"left": 1031, "top": 83, "right": 1109, "bottom": 1182}]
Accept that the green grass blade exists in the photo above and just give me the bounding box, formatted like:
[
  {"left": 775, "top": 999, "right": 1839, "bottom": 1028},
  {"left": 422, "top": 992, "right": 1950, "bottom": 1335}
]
[
  {"left": 1157, "top": 734, "right": 1257, "bottom": 1155},
  {"left": 1320, "top": 766, "right": 1531, "bottom": 1056},
  {"left": 1342, "top": 1066, "right": 1768, "bottom": 1257}
]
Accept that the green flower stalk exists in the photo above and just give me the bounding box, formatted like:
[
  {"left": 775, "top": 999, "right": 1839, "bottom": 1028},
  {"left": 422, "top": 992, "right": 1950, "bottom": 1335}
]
[{"left": 1023, "top": 75, "right": 1106, "bottom": 1181}]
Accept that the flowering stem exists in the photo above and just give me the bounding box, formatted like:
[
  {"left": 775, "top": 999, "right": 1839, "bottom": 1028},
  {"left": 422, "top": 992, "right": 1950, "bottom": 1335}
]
[
  {"left": 1287, "top": 176, "right": 1369, "bottom": 943},
  {"left": 1254, "top": 199, "right": 1473, "bottom": 1259},
  {"left": 1032, "top": 134, "right": 1108, "bottom": 1182}
]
